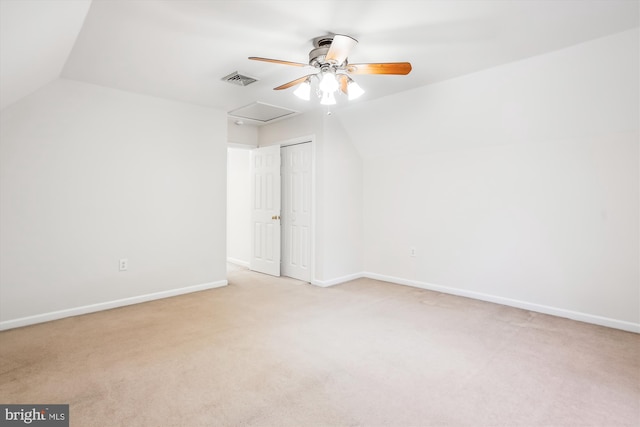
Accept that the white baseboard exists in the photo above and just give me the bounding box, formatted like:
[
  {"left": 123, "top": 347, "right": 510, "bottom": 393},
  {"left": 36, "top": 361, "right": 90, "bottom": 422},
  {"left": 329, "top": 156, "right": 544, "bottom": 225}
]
[
  {"left": 227, "top": 257, "right": 250, "bottom": 268},
  {"left": 363, "top": 272, "right": 639, "bottom": 333},
  {"left": 5, "top": 272, "right": 636, "bottom": 334},
  {"left": 0, "top": 280, "right": 228, "bottom": 331},
  {"left": 312, "top": 272, "right": 364, "bottom": 287}
]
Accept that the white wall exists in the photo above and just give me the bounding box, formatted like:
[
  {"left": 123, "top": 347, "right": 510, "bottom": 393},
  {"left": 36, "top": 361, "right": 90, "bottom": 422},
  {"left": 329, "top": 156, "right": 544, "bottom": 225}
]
[
  {"left": 340, "top": 29, "right": 639, "bottom": 330},
  {"left": 319, "top": 116, "right": 363, "bottom": 282},
  {"left": 258, "top": 111, "right": 364, "bottom": 284},
  {"left": 258, "top": 112, "right": 321, "bottom": 148},
  {"left": 0, "top": 78, "right": 228, "bottom": 327},
  {"left": 227, "top": 147, "right": 251, "bottom": 266},
  {"left": 228, "top": 118, "right": 258, "bottom": 147}
]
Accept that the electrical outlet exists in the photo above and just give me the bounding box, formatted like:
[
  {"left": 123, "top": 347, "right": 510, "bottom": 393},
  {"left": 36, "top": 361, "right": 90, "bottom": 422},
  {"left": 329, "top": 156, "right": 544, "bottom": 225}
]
[
  {"left": 119, "top": 258, "right": 128, "bottom": 271},
  {"left": 410, "top": 247, "right": 416, "bottom": 257}
]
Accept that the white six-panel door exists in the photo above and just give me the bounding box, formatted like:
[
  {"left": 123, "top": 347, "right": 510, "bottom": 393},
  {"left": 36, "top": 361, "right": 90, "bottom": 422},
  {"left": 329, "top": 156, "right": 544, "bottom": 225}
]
[
  {"left": 281, "top": 143, "right": 311, "bottom": 282},
  {"left": 249, "top": 145, "right": 281, "bottom": 277}
]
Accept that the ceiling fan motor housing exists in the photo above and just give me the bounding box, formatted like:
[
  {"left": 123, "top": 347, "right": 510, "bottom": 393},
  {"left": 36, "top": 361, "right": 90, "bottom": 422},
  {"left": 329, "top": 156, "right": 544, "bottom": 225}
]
[
  {"left": 313, "top": 36, "right": 334, "bottom": 48},
  {"left": 309, "top": 35, "right": 340, "bottom": 67},
  {"left": 309, "top": 46, "right": 330, "bottom": 67}
]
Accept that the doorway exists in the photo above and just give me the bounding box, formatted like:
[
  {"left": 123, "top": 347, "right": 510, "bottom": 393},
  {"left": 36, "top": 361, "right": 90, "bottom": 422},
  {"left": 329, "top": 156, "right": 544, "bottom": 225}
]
[
  {"left": 227, "top": 146, "right": 252, "bottom": 269},
  {"left": 248, "top": 139, "right": 313, "bottom": 282}
]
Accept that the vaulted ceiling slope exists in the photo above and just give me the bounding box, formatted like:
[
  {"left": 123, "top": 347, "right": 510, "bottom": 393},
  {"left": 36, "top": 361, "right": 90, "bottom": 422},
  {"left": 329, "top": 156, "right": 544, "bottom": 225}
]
[
  {"left": 1, "top": 0, "right": 638, "bottom": 114},
  {"left": 0, "top": 0, "right": 91, "bottom": 109}
]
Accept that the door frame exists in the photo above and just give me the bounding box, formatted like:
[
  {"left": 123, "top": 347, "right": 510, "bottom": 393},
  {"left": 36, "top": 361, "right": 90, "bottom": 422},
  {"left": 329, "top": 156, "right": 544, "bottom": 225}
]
[{"left": 274, "top": 134, "right": 316, "bottom": 284}]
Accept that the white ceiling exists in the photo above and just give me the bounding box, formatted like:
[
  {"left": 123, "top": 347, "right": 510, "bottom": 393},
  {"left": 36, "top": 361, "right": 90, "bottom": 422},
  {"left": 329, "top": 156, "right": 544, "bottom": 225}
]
[{"left": 1, "top": 0, "right": 638, "bottom": 118}]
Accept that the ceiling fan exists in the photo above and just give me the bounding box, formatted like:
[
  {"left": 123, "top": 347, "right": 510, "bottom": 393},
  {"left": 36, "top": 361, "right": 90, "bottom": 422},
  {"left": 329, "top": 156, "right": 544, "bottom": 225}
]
[{"left": 249, "top": 34, "right": 412, "bottom": 105}]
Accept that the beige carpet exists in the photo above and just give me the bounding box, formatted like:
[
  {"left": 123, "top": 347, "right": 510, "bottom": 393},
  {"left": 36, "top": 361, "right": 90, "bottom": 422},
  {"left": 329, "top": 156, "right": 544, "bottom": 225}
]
[{"left": 1, "top": 267, "right": 639, "bottom": 426}]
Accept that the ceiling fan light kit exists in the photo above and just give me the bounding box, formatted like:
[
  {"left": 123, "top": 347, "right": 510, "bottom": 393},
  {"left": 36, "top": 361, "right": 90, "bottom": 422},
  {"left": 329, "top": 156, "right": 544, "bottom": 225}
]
[
  {"left": 320, "top": 90, "right": 337, "bottom": 106},
  {"left": 319, "top": 69, "right": 339, "bottom": 93},
  {"left": 292, "top": 78, "right": 311, "bottom": 101},
  {"left": 346, "top": 78, "right": 365, "bottom": 100},
  {"left": 249, "top": 34, "right": 411, "bottom": 106}
]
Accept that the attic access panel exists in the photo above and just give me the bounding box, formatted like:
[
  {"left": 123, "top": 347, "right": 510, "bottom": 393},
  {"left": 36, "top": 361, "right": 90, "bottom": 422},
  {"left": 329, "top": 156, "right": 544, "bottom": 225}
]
[{"left": 228, "top": 102, "right": 297, "bottom": 124}]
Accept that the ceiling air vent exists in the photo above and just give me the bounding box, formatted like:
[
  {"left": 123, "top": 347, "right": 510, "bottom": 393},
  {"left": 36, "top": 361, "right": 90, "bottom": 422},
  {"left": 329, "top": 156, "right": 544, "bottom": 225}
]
[{"left": 222, "top": 71, "right": 258, "bottom": 86}]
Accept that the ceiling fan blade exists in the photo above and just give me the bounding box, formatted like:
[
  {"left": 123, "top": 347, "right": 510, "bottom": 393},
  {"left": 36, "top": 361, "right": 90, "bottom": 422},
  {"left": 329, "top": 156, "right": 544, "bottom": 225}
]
[
  {"left": 249, "top": 57, "right": 308, "bottom": 67},
  {"left": 338, "top": 74, "right": 349, "bottom": 95},
  {"left": 326, "top": 34, "right": 358, "bottom": 65},
  {"left": 347, "top": 62, "right": 412, "bottom": 75},
  {"left": 274, "top": 74, "right": 315, "bottom": 90}
]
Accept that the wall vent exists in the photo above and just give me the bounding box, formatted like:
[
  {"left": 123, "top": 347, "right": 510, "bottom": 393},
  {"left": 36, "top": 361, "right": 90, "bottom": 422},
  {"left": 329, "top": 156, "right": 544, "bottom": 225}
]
[{"left": 222, "top": 71, "right": 258, "bottom": 86}]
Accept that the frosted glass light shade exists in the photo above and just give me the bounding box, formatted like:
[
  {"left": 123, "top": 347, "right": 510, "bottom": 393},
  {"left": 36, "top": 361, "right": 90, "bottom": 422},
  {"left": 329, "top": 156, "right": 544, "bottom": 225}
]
[
  {"left": 293, "top": 80, "right": 311, "bottom": 100},
  {"left": 320, "top": 91, "right": 336, "bottom": 105},
  {"left": 347, "top": 80, "right": 365, "bottom": 100},
  {"left": 319, "top": 72, "right": 339, "bottom": 93}
]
